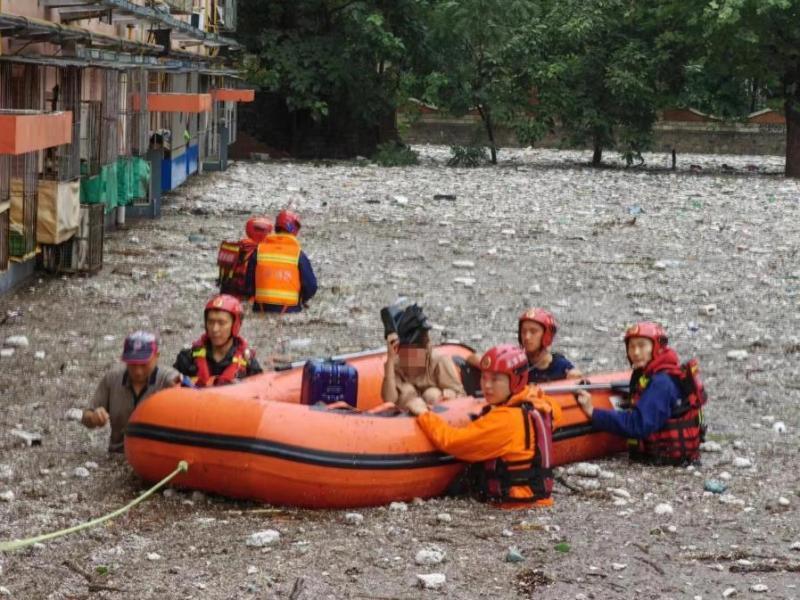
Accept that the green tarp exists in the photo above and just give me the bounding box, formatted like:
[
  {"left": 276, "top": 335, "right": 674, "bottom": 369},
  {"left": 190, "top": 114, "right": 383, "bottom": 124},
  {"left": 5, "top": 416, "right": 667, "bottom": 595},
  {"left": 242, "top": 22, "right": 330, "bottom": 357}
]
[{"left": 80, "top": 157, "right": 151, "bottom": 212}]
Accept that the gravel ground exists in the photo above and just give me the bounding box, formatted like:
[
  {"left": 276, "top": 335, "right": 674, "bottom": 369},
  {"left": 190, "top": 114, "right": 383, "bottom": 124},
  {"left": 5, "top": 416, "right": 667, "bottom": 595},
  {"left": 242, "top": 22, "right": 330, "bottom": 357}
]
[{"left": 1, "top": 146, "right": 799, "bottom": 599}]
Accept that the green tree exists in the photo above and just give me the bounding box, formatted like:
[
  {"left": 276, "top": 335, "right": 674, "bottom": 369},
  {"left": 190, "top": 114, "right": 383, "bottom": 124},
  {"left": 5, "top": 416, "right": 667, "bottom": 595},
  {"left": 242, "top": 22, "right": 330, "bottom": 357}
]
[
  {"left": 525, "top": 1, "right": 703, "bottom": 166},
  {"left": 237, "top": 0, "right": 429, "bottom": 156},
  {"left": 699, "top": 0, "right": 800, "bottom": 177},
  {"left": 413, "top": 0, "right": 539, "bottom": 164}
]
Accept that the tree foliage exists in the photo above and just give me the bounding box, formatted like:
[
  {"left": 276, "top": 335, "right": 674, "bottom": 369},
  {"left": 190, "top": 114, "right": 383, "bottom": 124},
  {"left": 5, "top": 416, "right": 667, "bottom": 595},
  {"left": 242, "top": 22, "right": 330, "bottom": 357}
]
[
  {"left": 521, "top": 1, "right": 705, "bottom": 166},
  {"left": 410, "top": 0, "right": 539, "bottom": 163},
  {"left": 238, "top": 0, "right": 429, "bottom": 142},
  {"left": 697, "top": 0, "right": 800, "bottom": 176}
]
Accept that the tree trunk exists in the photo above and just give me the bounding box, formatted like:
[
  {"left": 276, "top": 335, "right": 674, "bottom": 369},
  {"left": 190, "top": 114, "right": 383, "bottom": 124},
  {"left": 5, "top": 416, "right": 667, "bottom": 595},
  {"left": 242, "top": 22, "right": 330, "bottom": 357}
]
[
  {"left": 786, "top": 97, "right": 800, "bottom": 178},
  {"left": 478, "top": 104, "right": 498, "bottom": 164},
  {"left": 592, "top": 143, "right": 603, "bottom": 166}
]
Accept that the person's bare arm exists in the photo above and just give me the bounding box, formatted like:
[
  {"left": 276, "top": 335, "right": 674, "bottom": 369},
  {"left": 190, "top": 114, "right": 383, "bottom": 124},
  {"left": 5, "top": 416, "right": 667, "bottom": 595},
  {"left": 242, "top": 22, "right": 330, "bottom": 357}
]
[
  {"left": 381, "top": 333, "right": 400, "bottom": 404},
  {"left": 83, "top": 375, "right": 111, "bottom": 428}
]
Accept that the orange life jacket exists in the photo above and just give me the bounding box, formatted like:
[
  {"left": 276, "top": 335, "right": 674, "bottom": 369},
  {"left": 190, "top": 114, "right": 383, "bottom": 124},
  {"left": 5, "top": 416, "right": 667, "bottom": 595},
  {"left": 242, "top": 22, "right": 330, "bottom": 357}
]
[
  {"left": 217, "top": 239, "right": 257, "bottom": 299},
  {"left": 191, "top": 335, "right": 252, "bottom": 387},
  {"left": 254, "top": 233, "right": 302, "bottom": 307}
]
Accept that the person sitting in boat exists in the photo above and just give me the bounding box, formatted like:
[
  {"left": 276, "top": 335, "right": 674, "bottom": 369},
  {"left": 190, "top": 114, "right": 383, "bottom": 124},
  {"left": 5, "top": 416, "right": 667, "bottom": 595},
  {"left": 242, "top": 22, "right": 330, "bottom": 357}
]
[
  {"left": 217, "top": 216, "right": 273, "bottom": 299},
  {"left": 405, "top": 344, "right": 564, "bottom": 507},
  {"left": 575, "top": 322, "right": 706, "bottom": 466},
  {"left": 174, "top": 294, "right": 263, "bottom": 387},
  {"left": 381, "top": 304, "right": 465, "bottom": 407},
  {"left": 82, "top": 331, "right": 181, "bottom": 452},
  {"left": 467, "top": 308, "right": 581, "bottom": 382},
  {"left": 247, "top": 209, "right": 318, "bottom": 313}
]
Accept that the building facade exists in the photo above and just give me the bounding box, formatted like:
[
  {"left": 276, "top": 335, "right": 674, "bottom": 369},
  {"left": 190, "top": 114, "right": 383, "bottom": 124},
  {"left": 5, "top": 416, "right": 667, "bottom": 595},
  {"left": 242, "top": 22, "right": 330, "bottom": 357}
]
[{"left": 0, "top": 0, "right": 252, "bottom": 293}]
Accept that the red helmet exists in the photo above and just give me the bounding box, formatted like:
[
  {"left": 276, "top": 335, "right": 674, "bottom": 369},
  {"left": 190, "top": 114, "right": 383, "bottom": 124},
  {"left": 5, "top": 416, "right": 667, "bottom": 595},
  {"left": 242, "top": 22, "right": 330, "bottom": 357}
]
[
  {"left": 245, "top": 217, "right": 273, "bottom": 243},
  {"left": 275, "top": 209, "right": 301, "bottom": 235},
  {"left": 518, "top": 307, "right": 557, "bottom": 348},
  {"left": 205, "top": 294, "right": 244, "bottom": 337},
  {"left": 624, "top": 321, "right": 668, "bottom": 360},
  {"left": 479, "top": 344, "right": 529, "bottom": 395}
]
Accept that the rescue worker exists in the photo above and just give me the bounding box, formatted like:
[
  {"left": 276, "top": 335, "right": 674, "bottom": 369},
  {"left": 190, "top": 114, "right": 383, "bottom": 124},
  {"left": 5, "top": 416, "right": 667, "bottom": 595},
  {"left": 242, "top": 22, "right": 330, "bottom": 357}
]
[
  {"left": 248, "top": 209, "right": 317, "bottom": 313},
  {"left": 405, "top": 344, "right": 563, "bottom": 507},
  {"left": 174, "top": 294, "right": 263, "bottom": 386},
  {"left": 467, "top": 308, "right": 582, "bottom": 382},
  {"left": 82, "top": 331, "right": 181, "bottom": 452},
  {"left": 381, "top": 304, "right": 465, "bottom": 407},
  {"left": 575, "top": 322, "right": 705, "bottom": 465},
  {"left": 218, "top": 217, "right": 273, "bottom": 298}
]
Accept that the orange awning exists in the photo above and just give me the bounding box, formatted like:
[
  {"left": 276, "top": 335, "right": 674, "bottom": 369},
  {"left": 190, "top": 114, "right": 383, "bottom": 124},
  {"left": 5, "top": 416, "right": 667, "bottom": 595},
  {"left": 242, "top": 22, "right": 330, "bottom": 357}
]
[
  {"left": 134, "top": 93, "right": 213, "bottom": 113},
  {"left": 211, "top": 89, "right": 255, "bottom": 103},
  {"left": 0, "top": 111, "right": 73, "bottom": 155}
]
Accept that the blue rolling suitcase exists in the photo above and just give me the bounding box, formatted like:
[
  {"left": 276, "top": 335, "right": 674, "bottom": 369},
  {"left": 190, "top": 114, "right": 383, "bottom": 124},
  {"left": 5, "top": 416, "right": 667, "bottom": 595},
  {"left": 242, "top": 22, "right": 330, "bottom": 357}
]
[{"left": 301, "top": 359, "right": 359, "bottom": 407}]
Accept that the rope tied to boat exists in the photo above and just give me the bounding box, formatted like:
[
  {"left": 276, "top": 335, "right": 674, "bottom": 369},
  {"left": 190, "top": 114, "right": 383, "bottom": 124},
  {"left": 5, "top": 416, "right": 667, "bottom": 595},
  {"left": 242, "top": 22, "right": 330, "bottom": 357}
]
[{"left": 0, "top": 460, "right": 189, "bottom": 553}]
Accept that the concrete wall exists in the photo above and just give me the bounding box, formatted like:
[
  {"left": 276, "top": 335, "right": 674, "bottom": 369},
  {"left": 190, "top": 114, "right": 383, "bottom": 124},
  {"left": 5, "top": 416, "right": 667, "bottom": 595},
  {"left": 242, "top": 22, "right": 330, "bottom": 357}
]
[{"left": 403, "top": 115, "right": 787, "bottom": 157}]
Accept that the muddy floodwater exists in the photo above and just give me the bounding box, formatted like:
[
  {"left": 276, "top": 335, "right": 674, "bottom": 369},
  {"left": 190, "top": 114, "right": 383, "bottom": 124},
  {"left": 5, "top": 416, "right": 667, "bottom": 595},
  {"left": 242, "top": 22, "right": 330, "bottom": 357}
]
[{"left": 1, "top": 146, "right": 799, "bottom": 598}]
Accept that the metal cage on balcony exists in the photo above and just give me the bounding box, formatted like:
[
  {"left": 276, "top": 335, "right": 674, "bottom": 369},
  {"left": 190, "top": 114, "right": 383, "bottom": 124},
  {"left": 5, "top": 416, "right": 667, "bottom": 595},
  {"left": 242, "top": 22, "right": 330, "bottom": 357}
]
[{"left": 44, "top": 66, "right": 82, "bottom": 182}]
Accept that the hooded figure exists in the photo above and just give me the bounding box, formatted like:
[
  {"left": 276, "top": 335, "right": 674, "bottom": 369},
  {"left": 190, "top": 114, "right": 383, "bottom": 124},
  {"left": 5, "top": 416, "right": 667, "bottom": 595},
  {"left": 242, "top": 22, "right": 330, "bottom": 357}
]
[{"left": 380, "top": 304, "right": 465, "bottom": 407}]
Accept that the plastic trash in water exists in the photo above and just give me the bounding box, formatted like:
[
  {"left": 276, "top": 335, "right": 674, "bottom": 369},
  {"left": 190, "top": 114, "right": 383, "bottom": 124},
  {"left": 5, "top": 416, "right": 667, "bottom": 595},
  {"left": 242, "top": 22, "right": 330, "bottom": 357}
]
[{"left": 704, "top": 479, "right": 727, "bottom": 494}]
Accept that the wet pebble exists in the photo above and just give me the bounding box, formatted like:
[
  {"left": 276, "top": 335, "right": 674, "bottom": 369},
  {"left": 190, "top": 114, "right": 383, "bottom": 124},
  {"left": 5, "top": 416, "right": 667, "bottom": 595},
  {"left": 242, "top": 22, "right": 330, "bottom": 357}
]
[
  {"left": 699, "top": 441, "right": 722, "bottom": 453},
  {"left": 436, "top": 513, "right": 452, "bottom": 523},
  {"left": 3, "top": 336, "right": 29, "bottom": 349},
  {"left": 452, "top": 260, "right": 475, "bottom": 269},
  {"left": 344, "top": 512, "right": 364, "bottom": 526},
  {"left": 415, "top": 547, "right": 446, "bottom": 566},
  {"left": 699, "top": 304, "right": 718, "bottom": 316},
  {"left": 726, "top": 350, "right": 749, "bottom": 361},
  {"left": 566, "top": 463, "right": 601, "bottom": 478},
  {"left": 453, "top": 276, "right": 476, "bottom": 288},
  {"left": 654, "top": 503, "right": 673, "bottom": 516},
  {"left": 245, "top": 530, "right": 280, "bottom": 547},
  {"left": 65, "top": 408, "right": 84, "bottom": 421},
  {"left": 609, "top": 488, "right": 631, "bottom": 500},
  {"left": 416, "top": 573, "right": 446, "bottom": 590}
]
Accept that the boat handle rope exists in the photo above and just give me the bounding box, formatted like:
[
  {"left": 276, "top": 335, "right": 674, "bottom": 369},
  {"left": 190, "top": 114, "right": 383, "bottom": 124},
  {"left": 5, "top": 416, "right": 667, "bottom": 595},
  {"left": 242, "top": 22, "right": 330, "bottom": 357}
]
[{"left": 0, "top": 460, "right": 189, "bottom": 553}]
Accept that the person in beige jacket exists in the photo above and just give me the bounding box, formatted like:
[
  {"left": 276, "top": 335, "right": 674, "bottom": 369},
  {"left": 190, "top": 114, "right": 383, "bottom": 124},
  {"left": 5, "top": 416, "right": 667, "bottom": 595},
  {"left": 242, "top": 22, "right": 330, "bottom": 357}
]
[{"left": 380, "top": 304, "right": 465, "bottom": 408}]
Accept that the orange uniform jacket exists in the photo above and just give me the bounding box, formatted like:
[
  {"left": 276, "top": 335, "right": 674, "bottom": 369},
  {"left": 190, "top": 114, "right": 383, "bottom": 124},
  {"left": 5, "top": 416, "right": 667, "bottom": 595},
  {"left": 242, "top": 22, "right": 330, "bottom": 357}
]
[
  {"left": 254, "top": 233, "right": 302, "bottom": 306},
  {"left": 417, "top": 385, "right": 564, "bottom": 504}
]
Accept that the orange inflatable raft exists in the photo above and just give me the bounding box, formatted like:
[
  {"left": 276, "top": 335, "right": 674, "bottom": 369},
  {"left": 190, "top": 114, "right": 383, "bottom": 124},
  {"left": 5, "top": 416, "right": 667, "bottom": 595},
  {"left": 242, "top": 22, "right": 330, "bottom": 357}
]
[{"left": 125, "top": 345, "right": 629, "bottom": 508}]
